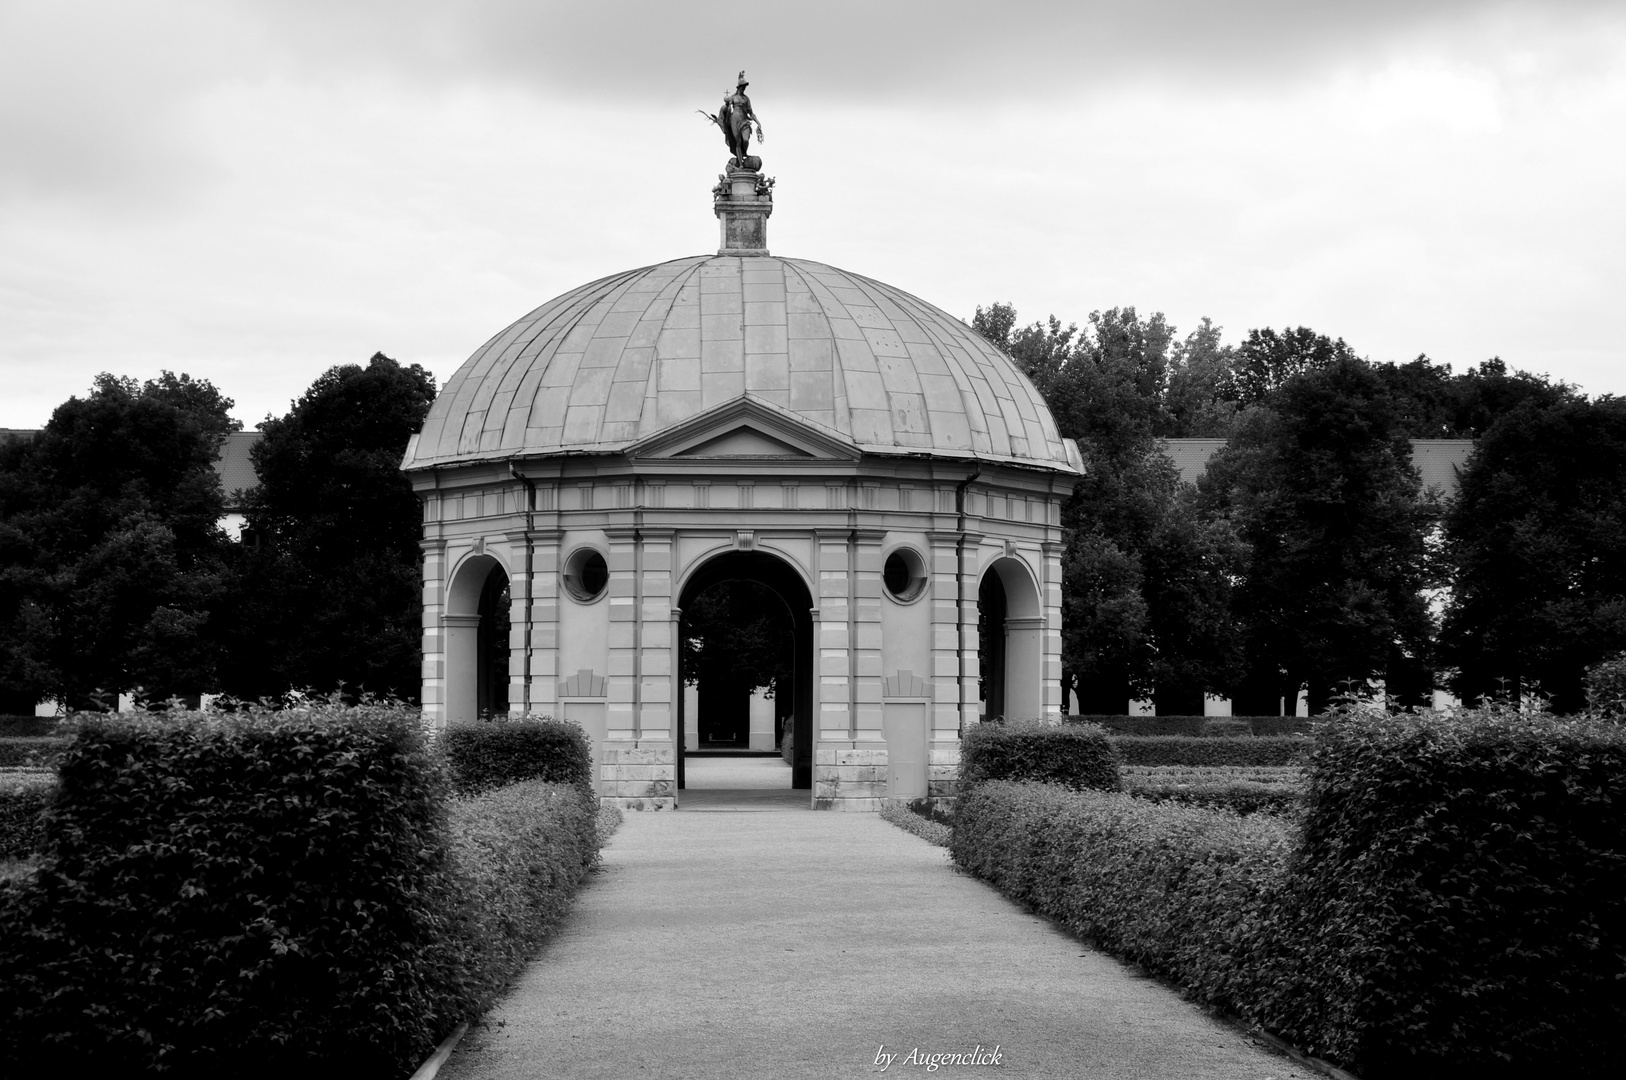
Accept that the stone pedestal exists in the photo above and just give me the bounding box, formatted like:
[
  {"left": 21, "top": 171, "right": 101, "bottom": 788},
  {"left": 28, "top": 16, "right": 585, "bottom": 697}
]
[{"left": 715, "top": 169, "right": 773, "bottom": 255}]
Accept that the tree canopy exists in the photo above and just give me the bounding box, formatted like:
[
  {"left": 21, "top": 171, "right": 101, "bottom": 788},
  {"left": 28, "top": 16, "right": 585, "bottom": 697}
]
[
  {"left": 0, "top": 373, "right": 238, "bottom": 710},
  {"left": 1439, "top": 396, "right": 1626, "bottom": 711},
  {"left": 219, "top": 353, "right": 436, "bottom": 702}
]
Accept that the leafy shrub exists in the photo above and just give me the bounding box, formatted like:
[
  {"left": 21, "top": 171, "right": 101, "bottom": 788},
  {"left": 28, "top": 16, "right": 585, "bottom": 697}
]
[
  {"left": 0, "top": 704, "right": 471, "bottom": 1077},
  {"left": 442, "top": 780, "right": 601, "bottom": 1011},
  {"left": 956, "top": 711, "right": 1626, "bottom": 1078},
  {"left": 960, "top": 719, "right": 1119, "bottom": 793},
  {"left": 879, "top": 800, "right": 951, "bottom": 847},
  {"left": 1584, "top": 651, "right": 1626, "bottom": 716},
  {"left": 0, "top": 737, "right": 68, "bottom": 767},
  {"left": 440, "top": 716, "right": 593, "bottom": 796},
  {"left": 1247, "top": 709, "right": 1626, "bottom": 1077},
  {"left": 0, "top": 773, "right": 56, "bottom": 859},
  {"left": 1120, "top": 765, "right": 1303, "bottom": 816},
  {"left": 1109, "top": 734, "right": 1310, "bottom": 766},
  {"left": 951, "top": 781, "right": 1293, "bottom": 1015},
  {"left": 1071, "top": 714, "right": 1316, "bottom": 736}
]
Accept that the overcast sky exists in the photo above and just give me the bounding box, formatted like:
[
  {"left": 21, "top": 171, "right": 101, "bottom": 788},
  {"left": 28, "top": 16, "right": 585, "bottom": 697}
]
[{"left": 2, "top": 0, "right": 1622, "bottom": 429}]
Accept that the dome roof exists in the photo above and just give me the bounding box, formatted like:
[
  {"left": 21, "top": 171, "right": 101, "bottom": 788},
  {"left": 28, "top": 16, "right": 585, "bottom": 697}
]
[{"left": 403, "top": 255, "right": 1074, "bottom": 473}]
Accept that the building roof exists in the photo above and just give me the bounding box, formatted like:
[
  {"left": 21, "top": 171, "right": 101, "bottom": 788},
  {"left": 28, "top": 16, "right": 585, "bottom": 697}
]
[
  {"left": 1160, "top": 436, "right": 1476, "bottom": 497},
  {"left": 217, "top": 431, "right": 262, "bottom": 507},
  {"left": 402, "top": 255, "right": 1074, "bottom": 474}
]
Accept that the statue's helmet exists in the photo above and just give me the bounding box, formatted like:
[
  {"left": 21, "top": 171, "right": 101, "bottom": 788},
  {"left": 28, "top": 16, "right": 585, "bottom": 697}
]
[{"left": 737, "top": 70, "right": 749, "bottom": 88}]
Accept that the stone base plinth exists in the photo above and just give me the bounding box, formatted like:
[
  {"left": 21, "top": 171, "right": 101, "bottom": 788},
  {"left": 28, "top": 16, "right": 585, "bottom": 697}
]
[
  {"left": 812, "top": 745, "right": 888, "bottom": 810},
  {"left": 928, "top": 742, "right": 962, "bottom": 801},
  {"left": 599, "top": 745, "right": 676, "bottom": 810}
]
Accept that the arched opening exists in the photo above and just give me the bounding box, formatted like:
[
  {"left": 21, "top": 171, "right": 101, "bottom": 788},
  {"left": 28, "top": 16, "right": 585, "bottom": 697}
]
[
  {"left": 444, "top": 554, "right": 511, "bottom": 725},
  {"left": 677, "top": 551, "right": 814, "bottom": 793},
  {"left": 978, "top": 556, "right": 1043, "bottom": 721},
  {"left": 476, "top": 567, "right": 511, "bottom": 718}
]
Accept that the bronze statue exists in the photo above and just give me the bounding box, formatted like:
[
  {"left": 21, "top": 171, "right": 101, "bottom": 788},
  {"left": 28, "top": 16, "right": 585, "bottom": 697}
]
[{"left": 698, "top": 71, "right": 765, "bottom": 169}]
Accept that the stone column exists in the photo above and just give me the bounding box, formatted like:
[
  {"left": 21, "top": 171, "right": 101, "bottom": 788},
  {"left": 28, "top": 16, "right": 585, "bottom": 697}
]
[
  {"left": 420, "top": 539, "right": 448, "bottom": 727},
  {"left": 529, "top": 532, "right": 562, "bottom": 718},
  {"left": 1041, "top": 540, "right": 1065, "bottom": 715}
]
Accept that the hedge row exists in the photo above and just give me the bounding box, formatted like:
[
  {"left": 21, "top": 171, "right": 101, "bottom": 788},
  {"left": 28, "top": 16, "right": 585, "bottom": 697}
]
[
  {"left": 954, "top": 711, "right": 1626, "bottom": 1077},
  {"left": 1109, "top": 734, "right": 1310, "bottom": 767},
  {"left": 440, "top": 717, "right": 595, "bottom": 796},
  {"left": 0, "top": 705, "right": 602, "bottom": 1078},
  {"left": 0, "top": 737, "right": 67, "bottom": 768},
  {"left": 0, "top": 716, "right": 60, "bottom": 737},
  {"left": 1073, "top": 714, "right": 1317, "bottom": 736},
  {"left": 444, "top": 780, "right": 601, "bottom": 1013},
  {"left": 960, "top": 719, "right": 1120, "bottom": 792},
  {"left": 953, "top": 782, "right": 1292, "bottom": 1011},
  {"left": 1119, "top": 767, "right": 1302, "bottom": 816},
  {"left": 0, "top": 773, "right": 55, "bottom": 860},
  {"left": 878, "top": 801, "right": 951, "bottom": 847}
]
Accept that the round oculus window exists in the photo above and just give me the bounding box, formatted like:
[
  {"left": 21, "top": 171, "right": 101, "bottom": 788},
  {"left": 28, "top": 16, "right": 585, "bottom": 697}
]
[
  {"left": 562, "top": 548, "right": 609, "bottom": 602},
  {"left": 883, "top": 549, "right": 928, "bottom": 602}
]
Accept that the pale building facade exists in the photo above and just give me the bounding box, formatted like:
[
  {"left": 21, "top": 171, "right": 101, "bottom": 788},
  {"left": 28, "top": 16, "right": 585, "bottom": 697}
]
[{"left": 402, "top": 175, "right": 1080, "bottom": 808}]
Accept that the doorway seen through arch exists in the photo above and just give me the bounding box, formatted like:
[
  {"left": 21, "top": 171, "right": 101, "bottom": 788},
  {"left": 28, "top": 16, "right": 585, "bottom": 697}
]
[{"left": 677, "top": 551, "right": 814, "bottom": 790}]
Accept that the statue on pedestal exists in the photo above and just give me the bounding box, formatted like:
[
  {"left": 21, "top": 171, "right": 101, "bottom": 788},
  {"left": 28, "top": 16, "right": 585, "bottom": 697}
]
[{"left": 698, "top": 71, "right": 765, "bottom": 171}]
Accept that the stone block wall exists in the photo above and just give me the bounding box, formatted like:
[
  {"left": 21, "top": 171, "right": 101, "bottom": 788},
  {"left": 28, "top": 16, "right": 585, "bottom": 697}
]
[
  {"left": 601, "top": 745, "right": 676, "bottom": 810},
  {"left": 813, "top": 746, "right": 889, "bottom": 811}
]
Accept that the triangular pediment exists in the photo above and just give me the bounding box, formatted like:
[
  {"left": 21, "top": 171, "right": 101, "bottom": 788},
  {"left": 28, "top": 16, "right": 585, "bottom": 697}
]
[
  {"left": 627, "top": 395, "right": 861, "bottom": 462},
  {"left": 676, "top": 426, "right": 811, "bottom": 458}
]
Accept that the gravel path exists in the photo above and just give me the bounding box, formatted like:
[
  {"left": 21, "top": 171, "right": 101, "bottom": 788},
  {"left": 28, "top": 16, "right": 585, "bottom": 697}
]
[{"left": 440, "top": 805, "right": 1312, "bottom": 1079}]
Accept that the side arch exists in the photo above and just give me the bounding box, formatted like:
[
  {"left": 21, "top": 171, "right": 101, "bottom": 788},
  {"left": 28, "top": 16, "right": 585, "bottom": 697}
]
[
  {"left": 444, "top": 552, "right": 512, "bottom": 724},
  {"left": 979, "top": 555, "right": 1044, "bottom": 720}
]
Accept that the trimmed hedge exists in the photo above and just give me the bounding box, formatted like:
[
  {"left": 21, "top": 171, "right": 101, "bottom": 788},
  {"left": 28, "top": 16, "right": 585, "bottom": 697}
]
[
  {"left": 0, "top": 773, "right": 55, "bottom": 860},
  {"left": 1120, "top": 766, "right": 1303, "bottom": 816},
  {"left": 879, "top": 800, "right": 951, "bottom": 847},
  {"left": 0, "top": 715, "right": 61, "bottom": 737},
  {"left": 1072, "top": 714, "right": 1317, "bottom": 736},
  {"left": 440, "top": 716, "right": 594, "bottom": 796},
  {"left": 1109, "top": 734, "right": 1310, "bottom": 767},
  {"left": 0, "top": 705, "right": 604, "bottom": 1078},
  {"left": 955, "top": 710, "right": 1626, "bottom": 1078},
  {"left": 0, "top": 737, "right": 68, "bottom": 768},
  {"left": 952, "top": 781, "right": 1293, "bottom": 1014},
  {"left": 444, "top": 780, "right": 601, "bottom": 1011},
  {"left": 1251, "top": 710, "right": 1626, "bottom": 1076},
  {"left": 960, "top": 719, "right": 1119, "bottom": 793}
]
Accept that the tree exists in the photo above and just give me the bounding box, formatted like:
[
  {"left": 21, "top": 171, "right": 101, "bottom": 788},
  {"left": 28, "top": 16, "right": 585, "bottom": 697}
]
[
  {"left": 221, "top": 354, "right": 435, "bottom": 702},
  {"left": 0, "top": 374, "right": 237, "bottom": 711},
  {"left": 1229, "top": 326, "right": 1359, "bottom": 407},
  {"left": 1439, "top": 396, "right": 1626, "bottom": 711},
  {"left": 975, "top": 303, "right": 1242, "bottom": 713},
  {"left": 1199, "top": 357, "right": 1434, "bottom": 714}
]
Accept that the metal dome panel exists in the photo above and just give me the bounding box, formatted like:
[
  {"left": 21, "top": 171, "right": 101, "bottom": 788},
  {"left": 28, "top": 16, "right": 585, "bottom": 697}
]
[{"left": 403, "top": 255, "right": 1071, "bottom": 472}]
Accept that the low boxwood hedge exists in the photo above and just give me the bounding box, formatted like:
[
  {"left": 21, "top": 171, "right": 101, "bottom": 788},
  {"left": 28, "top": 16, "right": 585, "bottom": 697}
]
[
  {"left": 1073, "top": 714, "right": 1317, "bottom": 736},
  {"left": 1120, "top": 766, "right": 1302, "bottom": 816},
  {"left": 440, "top": 716, "right": 593, "bottom": 796},
  {"left": 952, "top": 781, "right": 1293, "bottom": 1014},
  {"left": 1109, "top": 734, "right": 1310, "bottom": 767},
  {"left": 960, "top": 719, "right": 1119, "bottom": 793},
  {"left": 444, "top": 780, "right": 600, "bottom": 1011},
  {"left": 0, "top": 704, "right": 603, "bottom": 1078},
  {"left": 0, "top": 736, "right": 68, "bottom": 768}
]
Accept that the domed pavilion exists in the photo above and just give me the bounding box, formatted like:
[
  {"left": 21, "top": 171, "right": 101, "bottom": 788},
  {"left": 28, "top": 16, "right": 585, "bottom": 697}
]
[{"left": 403, "top": 151, "right": 1080, "bottom": 810}]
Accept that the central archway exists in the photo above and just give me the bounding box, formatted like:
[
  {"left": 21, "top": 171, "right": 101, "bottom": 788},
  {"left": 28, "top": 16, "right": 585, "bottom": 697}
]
[{"left": 678, "top": 551, "right": 814, "bottom": 790}]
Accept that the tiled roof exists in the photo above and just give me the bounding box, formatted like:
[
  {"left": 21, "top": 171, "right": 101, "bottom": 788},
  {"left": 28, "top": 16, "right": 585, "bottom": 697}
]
[
  {"left": 403, "top": 255, "right": 1072, "bottom": 472},
  {"left": 1160, "top": 437, "right": 1476, "bottom": 496},
  {"left": 216, "top": 431, "right": 262, "bottom": 507}
]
